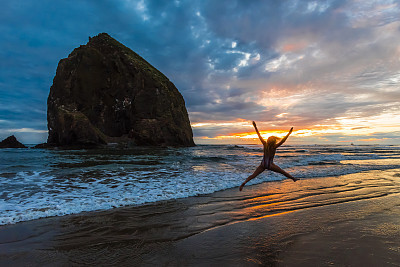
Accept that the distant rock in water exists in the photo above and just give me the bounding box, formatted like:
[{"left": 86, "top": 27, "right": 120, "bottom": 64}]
[
  {"left": 47, "top": 33, "right": 194, "bottom": 147},
  {"left": 0, "top": 135, "right": 27, "bottom": 148}
]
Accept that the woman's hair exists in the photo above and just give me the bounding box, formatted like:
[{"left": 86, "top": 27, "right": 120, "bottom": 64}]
[{"left": 266, "top": 136, "right": 279, "bottom": 150}]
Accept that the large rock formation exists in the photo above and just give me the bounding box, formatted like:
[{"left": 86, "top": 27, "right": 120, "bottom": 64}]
[
  {"left": 47, "top": 33, "right": 194, "bottom": 147},
  {"left": 0, "top": 135, "right": 27, "bottom": 148}
]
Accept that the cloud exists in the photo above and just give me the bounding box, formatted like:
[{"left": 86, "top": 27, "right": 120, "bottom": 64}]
[{"left": 1, "top": 0, "right": 400, "bottom": 143}]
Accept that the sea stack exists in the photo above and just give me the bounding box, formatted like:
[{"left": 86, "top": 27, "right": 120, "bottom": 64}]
[
  {"left": 47, "top": 33, "right": 194, "bottom": 147},
  {"left": 0, "top": 135, "right": 27, "bottom": 148}
]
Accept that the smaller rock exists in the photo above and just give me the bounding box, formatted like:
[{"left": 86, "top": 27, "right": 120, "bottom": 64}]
[
  {"left": 33, "top": 143, "right": 52, "bottom": 149},
  {"left": 0, "top": 135, "right": 27, "bottom": 148}
]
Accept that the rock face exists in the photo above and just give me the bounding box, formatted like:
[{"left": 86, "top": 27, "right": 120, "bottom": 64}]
[
  {"left": 47, "top": 33, "right": 195, "bottom": 147},
  {"left": 0, "top": 135, "right": 27, "bottom": 148}
]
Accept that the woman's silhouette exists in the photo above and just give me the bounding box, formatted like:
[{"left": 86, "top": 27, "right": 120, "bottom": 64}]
[{"left": 239, "top": 121, "right": 298, "bottom": 191}]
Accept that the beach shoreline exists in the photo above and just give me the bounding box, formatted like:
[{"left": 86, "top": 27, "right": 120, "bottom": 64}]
[{"left": 1, "top": 168, "right": 400, "bottom": 266}]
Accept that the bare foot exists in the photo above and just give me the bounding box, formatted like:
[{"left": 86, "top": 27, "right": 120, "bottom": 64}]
[
  {"left": 292, "top": 177, "right": 298, "bottom": 182},
  {"left": 239, "top": 184, "right": 245, "bottom": 191}
]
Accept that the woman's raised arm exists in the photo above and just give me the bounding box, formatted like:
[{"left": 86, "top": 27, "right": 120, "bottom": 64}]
[
  {"left": 253, "top": 121, "right": 266, "bottom": 145},
  {"left": 276, "top": 127, "right": 293, "bottom": 147}
]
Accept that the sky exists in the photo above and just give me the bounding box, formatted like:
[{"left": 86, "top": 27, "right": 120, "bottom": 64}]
[{"left": 1, "top": 0, "right": 400, "bottom": 145}]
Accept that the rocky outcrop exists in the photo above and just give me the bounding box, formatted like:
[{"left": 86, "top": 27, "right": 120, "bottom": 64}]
[
  {"left": 47, "top": 33, "right": 194, "bottom": 147},
  {"left": 0, "top": 135, "right": 27, "bottom": 148}
]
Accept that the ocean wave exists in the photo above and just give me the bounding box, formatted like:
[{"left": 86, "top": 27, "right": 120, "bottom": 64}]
[
  {"left": 1, "top": 145, "right": 400, "bottom": 225},
  {"left": 0, "top": 170, "right": 273, "bottom": 225},
  {"left": 191, "top": 155, "right": 228, "bottom": 161}
]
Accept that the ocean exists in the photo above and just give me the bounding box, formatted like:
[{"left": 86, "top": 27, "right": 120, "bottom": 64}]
[{"left": 1, "top": 144, "right": 400, "bottom": 225}]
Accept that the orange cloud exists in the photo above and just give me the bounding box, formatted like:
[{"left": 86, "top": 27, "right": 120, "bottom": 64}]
[{"left": 279, "top": 38, "right": 310, "bottom": 53}]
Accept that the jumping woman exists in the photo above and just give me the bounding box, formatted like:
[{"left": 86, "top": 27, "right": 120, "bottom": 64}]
[{"left": 239, "top": 121, "right": 298, "bottom": 191}]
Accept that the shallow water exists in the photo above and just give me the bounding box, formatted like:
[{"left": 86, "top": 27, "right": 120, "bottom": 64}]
[{"left": 1, "top": 144, "right": 400, "bottom": 225}]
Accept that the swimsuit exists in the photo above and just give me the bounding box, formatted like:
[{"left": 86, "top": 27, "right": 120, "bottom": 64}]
[
  {"left": 261, "top": 146, "right": 275, "bottom": 170},
  {"left": 261, "top": 155, "right": 273, "bottom": 169}
]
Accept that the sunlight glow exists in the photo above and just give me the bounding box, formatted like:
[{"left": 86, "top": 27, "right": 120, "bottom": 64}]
[
  {"left": 193, "top": 109, "right": 400, "bottom": 144},
  {"left": 234, "top": 130, "right": 289, "bottom": 139}
]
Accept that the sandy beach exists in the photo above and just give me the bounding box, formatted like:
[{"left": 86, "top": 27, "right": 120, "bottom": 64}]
[{"left": 1, "top": 168, "right": 400, "bottom": 266}]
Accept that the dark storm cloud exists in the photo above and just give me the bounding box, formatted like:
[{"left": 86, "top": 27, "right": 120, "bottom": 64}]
[{"left": 1, "top": 0, "right": 400, "bottom": 143}]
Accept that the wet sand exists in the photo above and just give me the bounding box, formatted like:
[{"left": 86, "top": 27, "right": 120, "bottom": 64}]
[{"left": 1, "top": 169, "right": 400, "bottom": 266}]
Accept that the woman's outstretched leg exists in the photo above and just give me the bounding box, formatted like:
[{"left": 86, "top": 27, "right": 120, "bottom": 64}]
[
  {"left": 269, "top": 163, "right": 298, "bottom": 182},
  {"left": 240, "top": 165, "right": 265, "bottom": 191}
]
